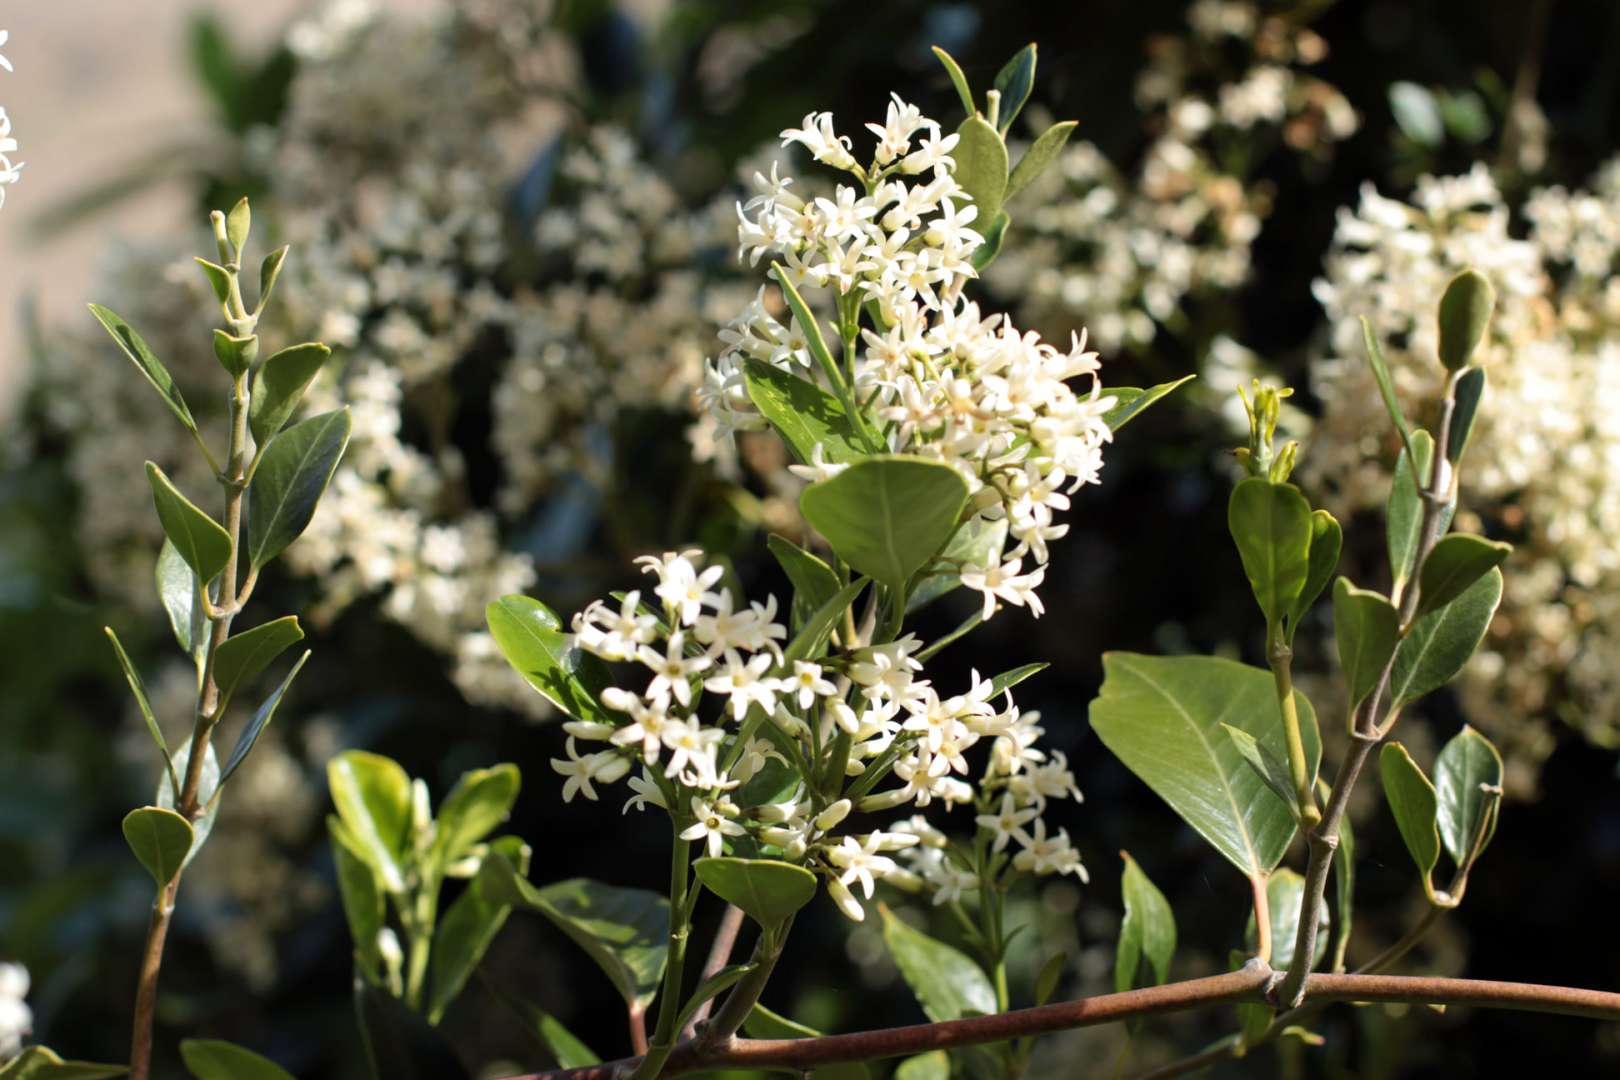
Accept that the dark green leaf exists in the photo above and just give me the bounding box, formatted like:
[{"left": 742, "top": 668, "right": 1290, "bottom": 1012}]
[
  {"left": 988, "top": 662, "right": 1047, "bottom": 698},
  {"left": 992, "top": 43, "right": 1036, "bottom": 132},
  {"left": 879, "top": 905, "right": 996, "bottom": 1021},
  {"left": 329, "top": 815, "right": 385, "bottom": 983},
  {"left": 673, "top": 962, "right": 759, "bottom": 1034},
  {"left": 781, "top": 577, "right": 868, "bottom": 668},
  {"left": 1387, "top": 430, "right": 1453, "bottom": 595},
  {"left": 1333, "top": 578, "right": 1400, "bottom": 709},
  {"left": 1434, "top": 726, "right": 1503, "bottom": 869},
  {"left": 931, "top": 46, "right": 975, "bottom": 115},
  {"left": 908, "top": 517, "right": 1006, "bottom": 613},
  {"left": 799, "top": 456, "right": 969, "bottom": 594},
  {"left": 247, "top": 408, "right": 351, "bottom": 568},
  {"left": 213, "top": 615, "right": 303, "bottom": 706},
  {"left": 768, "top": 266, "right": 874, "bottom": 450},
  {"left": 694, "top": 857, "right": 817, "bottom": 929},
  {"left": 1446, "top": 367, "right": 1486, "bottom": 464},
  {"left": 104, "top": 626, "right": 178, "bottom": 794},
  {"left": 249, "top": 342, "right": 333, "bottom": 444},
  {"left": 429, "top": 835, "right": 531, "bottom": 1023},
  {"left": 354, "top": 978, "right": 471, "bottom": 1080},
  {"left": 180, "top": 1039, "right": 293, "bottom": 1080},
  {"left": 1101, "top": 375, "right": 1195, "bottom": 432},
  {"left": 1292, "top": 510, "right": 1342, "bottom": 636},
  {"left": 146, "top": 462, "right": 231, "bottom": 584},
  {"left": 484, "top": 978, "right": 601, "bottom": 1068},
  {"left": 156, "top": 539, "right": 208, "bottom": 665},
  {"left": 969, "top": 209, "right": 1010, "bottom": 273},
  {"left": 952, "top": 115, "right": 1010, "bottom": 228},
  {"left": 486, "top": 595, "right": 616, "bottom": 724},
  {"left": 1380, "top": 743, "right": 1440, "bottom": 888},
  {"left": 768, "top": 533, "right": 841, "bottom": 620},
  {"left": 89, "top": 303, "right": 198, "bottom": 433},
  {"left": 1034, "top": 952, "right": 1067, "bottom": 1006},
  {"left": 1389, "top": 567, "right": 1502, "bottom": 707},
  {"left": 328, "top": 750, "right": 413, "bottom": 894},
  {"left": 1437, "top": 268, "right": 1494, "bottom": 370},
  {"left": 220, "top": 650, "right": 309, "bottom": 786},
  {"left": 122, "top": 806, "right": 194, "bottom": 889},
  {"left": 1007, "top": 120, "right": 1077, "bottom": 200},
  {"left": 744, "top": 359, "right": 866, "bottom": 468},
  {"left": 159, "top": 737, "right": 218, "bottom": 868},
  {"left": 1115, "top": 852, "right": 1176, "bottom": 993},
  {"left": 0, "top": 1047, "right": 128, "bottom": 1080},
  {"left": 1227, "top": 479, "right": 1314, "bottom": 633},
  {"left": 1221, "top": 723, "right": 1308, "bottom": 821},
  {"left": 1362, "top": 316, "right": 1415, "bottom": 457},
  {"left": 1416, "top": 534, "right": 1511, "bottom": 617}
]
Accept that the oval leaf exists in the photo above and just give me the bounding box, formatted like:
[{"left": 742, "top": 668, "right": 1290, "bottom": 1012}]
[
  {"left": 992, "top": 43, "right": 1036, "bottom": 133},
  {"left": 104, "top": 626, "right": 178, "bottom": 794},
  {"left": 122, "top": 806, "right": 194, "bottom": 889},
  {"left": 744, "top": 359, "right": 865, "bottom": 468},
  {"left": 247, "top": 408, "right": 351, "bottom": 569},
  {"left": 1416, "top": 534, "right": 1511, "bottom": 617},
  {"left": 1333, "top": 578, "right": 1400, "bottom": 709},
  {"left": 1437, "top": 268, "right": 1494, "bottom": 370},
  {"left": 213, "top": 616, "right": 303, "bottom": 707},
  {"left": 329, "top": 815, "right": 385, "bottom": 983},
  {"left": 799, "top": 456, "right": 969, "bottom": 594},
  {"left": 931, "top": 46, "right": 974, "bottom": 116},
  {"left": 1380, "top": 742, "right": 1440, "bottom": 889},
  {"left": 951, "top": 115, "right": 1009, "bottom": 228},
  {"left": 180, "top": 1039, "right": 294, "bottom": 1080},
  {"left": 146, "top": 462, "right": 230, "bottom": 584},
  {"left": 1293, "top": 509, "right": 1343, "bottom": 636},
  {"left": 1247, "top": 868, "right": 1327, "bottom": 970},
  {"left": 1007, "top": 120, "right": 1077, "bottom": 200},
  {"left": 1389, "top": 567, "right": 1502, "bottom": 707},
  {"left": 486, "top": 595, "right": 616, "bottom": 724},
  {"left": 1434, "top": 726, "right": 1503, "bottom": 869},
  {"left": 432, "top": 764, "right": 521, "bottom": 868},
  {"left": 155, "top": 539, "right": 208, "bottom": 666},
  {"left": 1228, "top": 478, "right": 1314, "bottom": 632},
  {"left": 249, "top": 342, "right": 333, "bottom": 444},
  {"left": 1446, "top": 366, "right": 1486, "bottom": 464},
  {"left": 1115, "top": 852, "right": 1176, "bottom": 993},
  {"left": 328, "top": 750, "right": 413, "bottom": 894},
  {"left": 878, "top": 904, "right": 996, "bottom": 1022},
  {"left": 694, "top": 857, "right": 817, "bottom": 929}
]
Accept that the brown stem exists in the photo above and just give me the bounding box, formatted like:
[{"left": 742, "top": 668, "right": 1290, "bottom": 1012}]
[
  {"left": 629, "top": 1005, "right": 649, "bottom": 1057},
  {"left": 128, "top": 880, "right": 178, "bottom": 1080},
  {"left": 1249, "top": 874, "right": 1272, "bottom": 965},
  {"left": 683, "top": 905, "right": 746, "bottom": 1038}
]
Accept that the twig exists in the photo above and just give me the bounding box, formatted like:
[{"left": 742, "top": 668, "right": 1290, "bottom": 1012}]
[{"left": 683, "top": 905, "right": 745, "bottom": 1038}]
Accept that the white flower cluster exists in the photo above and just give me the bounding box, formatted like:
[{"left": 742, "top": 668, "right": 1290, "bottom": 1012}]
[
  {"left": 0, "top": 962, "right": 30, "bottom": 1061},
  {"left": 551, "top": 550, "right": 1086, "bottom": 921},
  {"left": 1305, "top": 159, "right": 1620, "bottom": 771},
  {"left": 703, "top": 97, "right": 1117, "bottom": 624},
  {"left": 986, "top": 0, "right": 1355, "bottom": 354},
  {"left": 0, "top": 29, "right": 22, "bottom": 207}
]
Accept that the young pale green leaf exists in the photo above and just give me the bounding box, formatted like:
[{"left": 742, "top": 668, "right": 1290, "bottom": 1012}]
[
  {"left": 951, "top": 115, "right": 1010, "bottom": 228},
  {"left": 799, "top": 456, "right": 969, "bottom": 595},
  {"left": 180, "top": 1039, "right": 293, "bottom": 1080},
  {"left": 428, "top": 835, "right": 531, "bottom": 1023},
  {"left": 1435, "top": 726, "right": 1504, "bottom": 869},
  {"left": 257, "top": 245, "right": 289, "bottom": 313},
  {"left": 0, "top": 1047, "right": 129, "bottom": 1080},
  {"left": 247, "top": 408, "right": 351, "bottom": 568},
  {"left": 104, "top": 626, "right": 178, "bottom": 794},
  {"left": 1292, "top": 510, "right": 1342, "bottom": 636},
  {"left": 122, "top": 806, "right": 194, "bottom": 889},
  {"left": 485, "top": 977, "right": 601, "bottom": 1069},
  {"left": 158, "top": 737, "right": 218, "bottom": 869},
  {"left": 988, "top": 662, "right": 1047, "bottom": 698},
  {"left": 1333, "top": 578, "right": 1400, "bottom": 709},
  {"left": 88, "top": 303, "right": 199, "bottom": 434},
  {"left": 782, "top": 577, "right": 868, "bottom": 666},
  {"left": 1380, "top": 743, "right": 1441, "bottom": 888},
  {"left": 146, "top": 462, "right": 231, "bottom": 584},
  {"left": 1034, "top": 952, "right": 1067, "bottom": 1006},
  {"left": 486, "top": 595, "right": 616, "bottom": 725},
  {"left": 672, "top": 962, "right": 759, "bottom": 1034},
  {"left": 328, "top": 815, "right": 385, "bottom": 983},
  {"left": 1437, "top": 268, "right": 1495, "bottom": 370},
  {"left": 1101, "top": 375, "right": 1195, "bottom": 432},
  {"left": 1387, "top": 430, "right": 1454, "bottom": 595},
  {"left": 1390, "top": 567, "right": 1502, "bottom": 707},
  {"left": 479, "top": 854, "right": 669, "bottom": 1009},
  {"left": 354, "top": 979, "right": 472, "bottom": 1080},
  {"left": 743, "top": 358, "right": 867, "bottom": 467},
  {"left": 767, "top": 533, "right": 841, "bottom": 617},
  {"left": 968, "top": 209, "right": 1010, "bottom": 273},
  {"left": 155, "top": 540, "right": 208, "bottom": 665},
  {"left": 1006, "top": 120, "right": 1078, "bottom": 200},
  {"left": 931, "top": 46, "right": 975, "bottom": 116},
  {"left": 211, "top": 329, "right": 256, "bottom": 378},
  {"left": 220, "top": 650, "right": 309, "bottom": 787},
  {"left": 694, "top": 857, "right": 817, "bottom": 929},
  {"left": 1249, "top": 868, "right": 1326, "bottom": 970},
  {"left": 249, "top": 342, "right": 332, "bottom": 444},
  {"left": 907, "top": 517, "right": 1006, "bottom": 613},
  {"left": 1361, "top": 316, "right": 1415, "bottom": 457},
  {"left": 1446, "top": 366, "right": 1486, "bottom": 464},
  {"left": 225, "top": 197, "right": 252, "bottom": 254},
  {"left": 212, "top": 615, "right": 303, "bottom": 706},
  {"left": 431, "top": 763, "right": 521, "bottom": 868},
  {"left": 1227, "top": 478, "right": 1314, "bottom": 633},
  {"left": 992, "top": 43, "right": 1036, "bottom": 132},
  {"left": 1115, "top": 852, "right": 1176, "bottom": 993},
  {"left": 1220, "top": 723, "right": 1309, "bottom": 820},
  {"left": 1090, "top": 653, "right": 1321, "bottom": 877},
  {"left": 328, "top": 750, "right": 413, "bottom": 894},
  {"left": 878, "top": 905, "right": 997, "bottom": 1021},
  {"left": 1416, "top": 534, "right": 1511, "bottom": 617},
  {"left": 193, "top": 257, "right": 232, "bottom": 307},
  {"left": 894, "top": 1052, "right": 950, "bottom": 1080}
]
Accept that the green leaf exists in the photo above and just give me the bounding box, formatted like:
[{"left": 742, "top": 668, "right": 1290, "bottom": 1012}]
[
  {"left": 743, "top": 358, "right": 866, "bottom": 467},
  {"left": 768, "top": 533, "right": 841, "bottom": 625},
  {"left": 159, "top": 737, "right": 219, "bottom": 868},
  {"left": 1446, "top": 366, "right": 1486, "bottom": 464},
  {"left": 1389, "top": 567, "right": 1502, "bottom": 707},
  {"left": 220, "top": 650, "right": 309, "bottom": 787},
  {"left": 931, "top": 46, "right": 975, "bottom": 116},
  {"left": 0, "top": 1047, "right": 127, "bottom": 1080},
  {"left": 1435, "top": 726, "right": 1503, "bottom": 869},
  {"left": 1115, "top": 852, "right": 1176, "bottom": 993},
  {"left": 1293, "top": 510, "right": 1342, "bottom": 635},
  {"left": 988, "top": 662, "right": 1047, "bottom": 698},
  {"left": 193, "top": 257, "right": 232, "bottom": 307},
  {"left": 880, "top": 905, "right": 996, "bottom": 1023},
  {"left": 328, "top": 750, "right": 413, "bottom": 894},
  {"left": 429, "top": 835, "right": 531, "bottom": 1023},
  {"left": 1220, "top": 723, "right": 1309, "bottom": 822},
  {"left": 88, "top": 303, "right": 198, "bottom": 433},
  {"left": 329, "top": 815, "right": 385, "bottom": 983},
  {"left": 1386, "top": 430, "right": 1453, "bottom": 594},
  {"left": 951, "top": 115, "right": 1010, "bottom": 230},
  {"left": 968, "top": 209, "right": 1010, "bottom": 273},
  {"left": 212, "top": 615, "right": 303, "bottom": 707},
  {"left": 1101, "top": 375, "right": 1195, "bottom": 432},
  {"left": 1380, "top": 743, "right": 1440, "bottom": 888},
  {"left": 1333, "top": 578, "right": 1400, "bottom": 710},
  {"left": 741, "top": 1006, "right": 871, "bottom": 1080},
  {"left": 799, "top": 456, "right": 969, "bottom": 594},
  {"left": 122, "top": 806, "right": 194, "bottom": 889},
  {"left": 781, "top": 577, "right": 867, "bottom": 668},
  {"left": 485, "top": 979, "right": 601, "bottom": 1068},
  {"left": 1437, "top": 268, "right": 1495, "bottom": 370},
  {"left": 431, "top": 764, "right": 521, "bottom": 869},
  {"left": 258, "top": 245, "right": 289, "bottom": 313},
  {"left": 907, "top": 517, "right": 1006, "bottom": 612},
  {"left": 104, "top": 626, "right": 178, "bottom": 794},
  {"left": 146, "top": 462, "right": 231, "bottom": 584},
  {"left": 249, "top": 342, "right": 333, "bottom": 444},
  {"left": 1034, "top": 952, "right": 1067, "bottom": 1006},
  {"left": 156, "top": 539, "right": 208, "bottom": 665},
  {"left": 486, "top": 595, "right": 616, "bottom": 724},
  {"left": 1416, "top": 534, "right": 1511, "bottom": 617},
  {"left": 1090, "top": 653, "right": 1321, "bottom": 877},
  {"left": 673, "top": 962, "right": 759, "bottom": 1034},
  {"left": 1249, "top": 868, "right": 1326, "bottom": 970},
  {"left": 1006, "top": 120, "right": 1077, "bottom": 200},
  {"left": 894, "top": 1052, "right": 950, "bottom": 1080},
  {"left": 1390, "top": 81, "right": 1443, "bottom": 147},
  {"left": 180, "top": 1039, "right": 293, "bottom": 1080},
  {"left": 354, "top": 978, "right": 471, "bottom": 1080},
  {"left": 480, "top": 855, "right": 669, "bottom": 1009},
  {"left": 768, "top": 265, "right": 875, "bottom": 451},
  {"left": 1227, "top": 478, "right": 1314, "bottom": 633},
  {"left": 247, "top": 408, "right": 351, "bottom": 568},
  {"left": 225, "top": 197, "right": 252, "bottom": 254},
  {"left": 211, "top": 329, "right": 256, "bottom": 378},
  {"left": 1362, "top": 316, "right": 1415, "bottom": 457},
  {"left": 992, "top": 43, "right": 1036, "bottom": 132},
  {"left": 694, "top": 857, "right": 817, "bottom": 929}
]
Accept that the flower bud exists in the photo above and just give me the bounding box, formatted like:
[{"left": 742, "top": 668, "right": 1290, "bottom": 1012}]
[
  {"left": 814, "top": 798, "right": 852, "bottom": 831},
  {"left": 827, "top": 876, "right": 865, "bottom": 921},
  {"left": 1437, "top": 267, "right": 1494, "bottom": 370}
]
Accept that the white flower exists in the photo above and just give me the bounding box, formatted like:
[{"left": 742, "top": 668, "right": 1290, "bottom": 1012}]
[
  {"left": 787, "top": 660, "right": 838, "bottom": 710},
  {"left": 827, "top": 874, "right": 866, "bottom": 921},
  {"left": 550, "top": 738, "right": 630, "bottom": 803},
  {"left": 786, "top": 443, "right": 849, "bottom": 483},
  {"left": 960, "top": 558, "right": 1048, "bottom": 621},
  {"left": 781, "top": 111, "right": 857, "bottom": 172},
  {"left": 638, "top": 550, "right": 725, "bottom": 626},
  {"left": 899, "top": 124, "right": 958, "bottom": 176},
  {"left": 826, "top": 835, "right": 897, "bottom": 900},
  {"left": 681, "top": 794, "right": 745, "bottom": 857},
  {"left": 975, "top": 793, "right": 1039, "bottom": 854},
  {"left": 573, "top": 590, "right": 659, "bottom": 660},
  {"left": 703, "top": 651, "right": 783, "bottom": 719},
  {"left": 0, "top": 962, "right": 29, "bottom": 1060},
  {"left": 0, "top": 30, "right": 13, "bottom": 74},
  {"left": 637, "top": 631, "right": 711, "bottom": 708},
  {"left": 659, "top": 718, "right": 725, "bottom": 787},
  {"left": 622, "top": 768, "right": 667, "bottom": 814},
  {"left": 1011, "top": 820, "right": 1088, "bottom": 881}
]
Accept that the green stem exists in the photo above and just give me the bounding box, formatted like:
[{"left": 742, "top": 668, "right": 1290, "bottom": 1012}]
[
  {"left": 1268, "top": 633, "right": 1320, "bottom": 829},
  {"left": 702, "top": 916, "right": 793, "bottom": 1049},
  {"left": 632, "top": 833, "right": 693, "bottom": 1080}
]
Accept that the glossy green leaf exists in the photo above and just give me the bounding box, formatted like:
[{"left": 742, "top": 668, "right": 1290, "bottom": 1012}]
[
  {"left": 988, "top": 662, "right": 1047, "bottom": 698},
  {"left": 1437, "top": 268, "right": 1494, "bottom": 370},
  {"left": 225, "top": 197, "right": 252, "bottom": 254},
  {"left": 908, "top": 516, "right": 1006, "bottom": 613},
  {"left": 329, "top": 815, "right": 385, "bottom": 983},
  {"left": 767, "top": 266, "right": 874, "bottom": 450},
  {"left": 354, "top": 978, "right": 471, "bottom": 1080},
  {"left": 931, "top": 46, "right": 975, "bottom": 116},
  {"left": 1006, "top": 120, "right": 1077, "bottom": 200},
  {"left": 257, "top": 245, "right": 289, "bottom": 313},
  {"left": 768, "top": 533, "right": 841, "bottom": 624},
  {"left": 1333, "top": 578, "right": 1400, "bottom": 709},
  {"left": 1220, "top": 723, "right": 1309, "bottom": 821},
  {"left": 894, "top": 1052, "right": 950, "bottom": 1080},
  {"left": 146, "top": 462, "right": 231, "bottom": 584},
  {"left": 328, "top": 750, "right": 413, "bottom": 894},
  {"left": 486, "top": 980, "right": 601, "bottom": 1068},
  {"left": 799, "top": 456, "right": 969, "bottom": 594},
  {"left": 1102, "top": 375, "right": 1195, "bottom": 433},
  {"left": 431, "top": 764, "right": 521, "bottom": 869},
  {"left": 744, "top": 358, "right": 866, "bottom": 468},
  {"left": 673, "top": 962, "right": 759, "bottom": 1034},
  {"left": 694, "top": 857, "right": 817, "bottom": 929},
  {"left": 0, "top": 1046, "right": 128, "bottom": 1080},
  {"left": 89, "top": 303, "right": 198, "bottom": 433},
  {"left": 211, "top": 329, "right": 256, "bottom": 378},
  {"left": 1293, "top": 510, "right": 1342, "bottom": 635},
  {"left": 1228, "top": 478, "right": 1314, "bottom": 633},
  {"left": 969, "top": 209, "right": 1010, "bottom": 272},
  {"left": 782, "top": 577, "right": 867, "bottom": 667},
  {"left": 1248, "top": 869, "right": 1326, "bottom": 970},
  {"left": 429, "top": 835, "right": 531, "bottom": 1023},
  {"left": 486, "top": 595, "right": 616, "bottom": 724},
  {"left": 1446, "top": 366, "right": 1486, "bottom": 464},
  {"left": 212, "top": 615, "right": 303, "bottom": 706},
  {"left": 1416, "top": 534, "right": 1511, "bottom": 617},
  {"left": 1361, "top": 316, "right": 1415, "bottom": 456},
  {"left": 220, "top": 650, "right": 309, "bottom": 787},
  {"left": 1389, "top": 567, "right": 1502, "bottom": 707},
  {"left": 193, "top": 257, "right": 232, "bottom": 307},
  {"left": 1380, "top": 743, "right": 1440, "bottom": 886},
  {"left": 155, "top": 539, "right": 208, "bottom": 665},
  {"left": 1387, "top": 430, "right": 1454, "bottom": 595},
  {"left": 249, "top": 342, "right": 332, "bottom": 444},
  {"left": 879, "top": 905, "right": 996, "bottom": 1021},
  {"left": 122, "top": 806, "right": 194, "bottom": 889},
  {"left": 1435, "top": 726, "right": 1503, "bottom": 869},
  {"left": 180, "top": 1039, "right": 293, "bottom": 1080},
  {"left": 247, "top": 408, "right": 351, "bottom": 568},
  {"left": 1034, "top": 951, "right": 1067, "bottom": 1006},
  {"left": 480, "top": 855, "right": 669, "bottom": 1009},
  {"left": 951, "top": 115, "right": 1010, "bottom": 228},
  {"left": 1115, "top": 852, "right": 1176, "bottom": 993},
  {"left": 104, "top": 626, "right": 178, "bottom": 794},
  {"left": 1090, "top": 653, "right": 1321, "bottom": 876},
  {"left": 992, "top": 43, "right": 1036, "bottom": 132},
  {"left": 159, "top": 737, "right": 218, "bottom": 869}
]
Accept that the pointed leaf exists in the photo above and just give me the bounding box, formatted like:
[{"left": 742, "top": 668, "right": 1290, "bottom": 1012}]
[
  {"left": 768, "top": 533, "right": 841, "bottom": 625},
  {"left": 694, "top": 857, "right": 817, "bottom": 929},
  {"left": 931, "top": 46, "right": 975, "bottom": 116},
  {"left": 968, "top": 209, "right": 1010, "bottom": 272},
  {"left": 744, "top": 359, "right": 865, "bottom": 468},
  {"left": 0, "top": 1047, "right": 127, "bottom": 1080},
  {"left": 1435, "top": 726, "right": 1503, "bottom": 869},
  {"left": 213, "top": 616, "right": 303, "bottom": 707},
  {"left": 328, "top": 750, "right": 413, "bottom": 894},
  {"left": 159, "top": 737, "right": 219, "bottom": 868},
  {"left": 258, "top": 245, "right": 289, "bottom": 313},
  {"left": 1293, "top": 510, "right": 1342, "bottom": 636},
  {"left": 988, "top": 662, "right": 1047, "bottom": 698},
  {"left": 1247, "top": 869, "right": 1326, "bottom": 970},
  {"left": 879, "top": 905, "right": 996, "bottom": 1021},
  {"left": 1034, "top": 952, "right": 1067, "bottom": 1006},
  {"left": 429, "top": 835, "right": 531, "bottom": 1022},
  {"left": 180, "top": 1039, "right": 294, "bottom": 1080},
  {"left": 1221, "top": 723, "right": 1307, "bottom": 820},
  {"left": 104, "top": 626, "right": 178, "bottom": 794},
  {"left": 951, "top": 115, "right": 1009, "bottom": 228},
  {"left": 88, "top": 303, "right": 198, "bottom": 433},
  {"left": 156, "top": 539, "right": 208, "bottom": 665},
  {"left": 486, "top": 595, "right": 616, "bottom": 724},
  {"left": 193, "top": 258, "right": 232, "bottom": 307},
  {"left": 1101, "top": 375, "right": 1195, "bottom": 432},
  {"left": 432, "top": 764, "right": 521, "bottom": 868},
  {"left": 1446, "top": 366, "right": 1486, "bottom": 464},
  {"left": 1007, "top": 120, "right": 1077, "bottom": 200},
  {"left": 1390, "top": 567, "right": 1502, "bottom": 707},
  {"left": 907, "top": 517, "right": 1006, "bottom": 612},
  {"left": 220, "top": 650, "right": 309, "bottom": 786},
  {"left": 212, "top": 329, "right": 256, "bottom": 378},
  {"left": 122, "top": 806, "right": 194, "bottom": 889},
  {"left": 1227, "top": 479, "right": 1313, "bottom": 633},
  {"left": 354, "top": 978, "right": 471, "bottom": 1080},
  {"left": 249, "top": 342, "right": 332, "bottom": 444},
  {"left": 1090, "top": 653, "right": 1321, "bottom": 876},
  {"left": 1380, "top": 743, "right": 1440, "bottom": 886},
  {"left": 1362, "top": 316, "right": 1415, "bottom": 458},
  {"left": 329, "top": 815, "right": 385, "bottom": 983},
  {"left": 247, "top": 408, "right": 351, "bottom": 568},
  {"left": 485, "top": 979, "right": 600, "bottom": 1068},
  {"left": 1115, "top": 852, "right": 1176, "bottom": 993},
  {"left": 992, "top": 43, "right": 1036, "bottom": 132},
  {"left": 225, "top": 197, "right": 252, "bottom": 254},
  {"left": 1333, "top": 578, "right": 1400, "bottom": 709},
  {"left": 146, "top": 462, "right": 231, "bottom": 584},
  {"left": 1386, "top": 430, "right": 1453, "bottom": 594},
  {"left": 1416, "top": 534, "right": 1511, "bottom": 617},
  {"left": 782, "top": 577, "right": 869, "bottom": 666},
  {"left": 799, "top": 456, "right": 969, "bottom": 594},
  {"left": 673, "top": 962, "right": 759, "bottom": 1033}
]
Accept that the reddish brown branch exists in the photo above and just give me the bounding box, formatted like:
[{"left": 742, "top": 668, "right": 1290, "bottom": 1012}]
[{"left": 682, "top": 904, "right": 746, "bottom": 1039}]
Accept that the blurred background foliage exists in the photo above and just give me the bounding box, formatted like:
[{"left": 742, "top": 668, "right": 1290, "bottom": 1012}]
[{"left": 3, "top": 0, "right": 1620, "bottom": 1076}]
